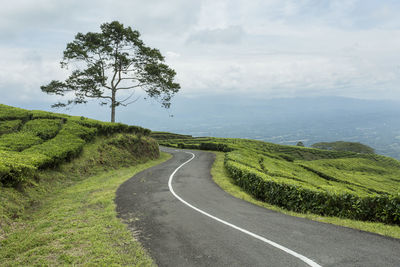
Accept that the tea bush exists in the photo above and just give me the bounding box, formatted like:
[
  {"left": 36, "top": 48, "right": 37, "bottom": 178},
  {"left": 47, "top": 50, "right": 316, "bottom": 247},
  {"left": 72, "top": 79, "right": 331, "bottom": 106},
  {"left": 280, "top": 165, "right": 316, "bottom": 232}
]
[
  {"left": 22, "top": 119, "right": 62, "bottom": 140},
  {"left": 0, "top": 120, "right": 22, "bottom": 134},
  {"left": 0, "top": 132, "right": 43, "bottom": 151},
  {"left": 0, "top": 104, "right": 31, "bottom": 121},
  {"left": 0, "top": 104, "right": 152, "bottom": 186},
  {"left": 158, "top": 132, "right": 400, "bottom": 225}
]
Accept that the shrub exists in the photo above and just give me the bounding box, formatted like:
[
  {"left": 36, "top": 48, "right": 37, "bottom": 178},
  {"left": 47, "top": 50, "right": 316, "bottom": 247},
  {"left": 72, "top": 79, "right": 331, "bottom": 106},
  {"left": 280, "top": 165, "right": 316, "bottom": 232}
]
[
  {"left": 22, "top": 119, "right": 62, "bottom": 140},
  {"left": 0, "top": 104, "right": 155, "bottom": 186},
  {"left": 0, "top": 132, "right": 43, "bottom": 151},
  {"left": 312, "top": 141, "right": 375, "bottom": 154},
  {"left": 104, "top": 134, "right": 160, "bottom": 159},
  {"left": 59, "top": 121, "right": 97, "bottom": 141},
  {"left": 151, "top": 131, "right": 192, "bottom": 140},
  {"left": 0, "top": 150, "right": 44, "bottom": 186},
  {"left": 31, "top": 110, "right": 69, "bottom": 120},
  {"left": 0, "top": 120, "right": 22, "bottom": 134},
  {"left": 24, "top": 133, "right": 86, "bottom": 167},
  {"left": 296, "top": 141, "right": 304, "bottom": 147},
  {"left": 24, "top": 121, "right": 95, "bottom": 167},
  {"left": 225, "top": 157, "right": 400, "bottom": 225},
  {"left": 0, "top": 104, "right": 31, "bottom": 121},
  {"left": 199, "top": 142, "right": 233, "bottom": 152},
  {"left": 68, "top": 117, "right": 151, "bottom": 136}
]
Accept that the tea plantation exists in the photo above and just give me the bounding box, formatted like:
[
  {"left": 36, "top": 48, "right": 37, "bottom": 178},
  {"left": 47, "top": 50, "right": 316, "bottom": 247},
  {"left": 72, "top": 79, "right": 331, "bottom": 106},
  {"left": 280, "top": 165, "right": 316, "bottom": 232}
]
[
  {"left": 153, "top": 132, "right": 400, "bottom": 225},
  {"left": 0, "top": 104, "right": 150, "bottom": 186}
]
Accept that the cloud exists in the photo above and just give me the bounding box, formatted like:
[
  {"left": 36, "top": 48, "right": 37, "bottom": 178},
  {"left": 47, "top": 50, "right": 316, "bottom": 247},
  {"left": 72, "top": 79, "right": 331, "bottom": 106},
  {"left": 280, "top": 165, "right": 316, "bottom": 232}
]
[
  {"left": 186, "top": 26, "right": 244, "bottom": 44},
  {"left": 1, "top": 0, "right": 400, "bottom": 111}
]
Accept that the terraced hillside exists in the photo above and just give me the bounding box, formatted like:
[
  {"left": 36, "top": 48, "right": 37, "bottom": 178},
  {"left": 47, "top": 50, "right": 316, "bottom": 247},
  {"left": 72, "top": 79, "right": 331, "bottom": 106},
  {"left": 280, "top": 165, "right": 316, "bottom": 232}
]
[
  {"left": 0, "top": 104, "right": 151, "bottom": 186},
  {"left": 152, "top": 132, "right": 400, "bottom": 225}
]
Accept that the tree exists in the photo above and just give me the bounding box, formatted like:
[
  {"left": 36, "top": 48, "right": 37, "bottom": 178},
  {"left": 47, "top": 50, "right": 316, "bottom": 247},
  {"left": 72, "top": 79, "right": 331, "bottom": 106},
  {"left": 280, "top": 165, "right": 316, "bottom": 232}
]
[
  {"left": 41, "top": 21, "right": 180, "bottom": 122},
  {"left": 296, "top": 141, "right": 304, "bottom": 147}
]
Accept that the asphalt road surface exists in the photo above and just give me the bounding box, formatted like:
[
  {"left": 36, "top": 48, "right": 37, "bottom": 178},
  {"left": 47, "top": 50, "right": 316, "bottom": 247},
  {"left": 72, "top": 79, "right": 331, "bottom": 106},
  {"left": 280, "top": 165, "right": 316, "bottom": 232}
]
[{"left": 115, "top": 147, "right": 400, "bottom": 267}]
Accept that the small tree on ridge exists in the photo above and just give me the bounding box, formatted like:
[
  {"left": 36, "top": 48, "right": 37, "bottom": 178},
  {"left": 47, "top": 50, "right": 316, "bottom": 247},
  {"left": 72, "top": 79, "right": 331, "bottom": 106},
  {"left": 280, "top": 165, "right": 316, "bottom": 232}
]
[{"left": 41, "top": 21, "right": 180, "bottom": 122}]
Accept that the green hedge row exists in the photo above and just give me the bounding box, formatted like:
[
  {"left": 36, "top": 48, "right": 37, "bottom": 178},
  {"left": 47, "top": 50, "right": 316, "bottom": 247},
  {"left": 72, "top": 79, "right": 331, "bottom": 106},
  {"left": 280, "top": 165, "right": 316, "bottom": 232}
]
[
  {"left": 151, "top": 131, "right": 192, "bottom": 140},
  {"left": 173, "top": 142, "right": 233, "bottom": 152},
  {"left": 22, "top": 119, "right": 62, "bottom": 140},
  {"left": 0, "top": 150, "right": 50, "bottom": 185},
  {"left": 0, "top": 104, "right": 153, "bottom": 186},
  {"left": 0, "top": 150, "right": 36, "bottom": 185},
  {"left": 2, "top": 105, "right": 151, "bottom": 136},
  {"left": 225, "top": 157, "right": 400, "bottom": 225},
  {"left": 0, "top": 132, "right": 43, "bottom": 151},
  {"left": 199, "top": 142, "right": 233, "bottom": 152},
  {"left": 58, "top": 121, "right": 97, "bottom": 141},
  {"left": 0, "top": 121, "right": 93, "bottom": 185},
  {"left": 0, "top": 104, "right": 31, "bottom": 121},
  {"left": 0, "top": 120, "right": 22, "bottom": 134},
  {"left": 31, "top": 110, "right": 151, "bottom": 136},
  {"left": 71, "top": 118, "right": 151, "bottom": 136},
  {"left": 23, "top": 121, "right": 94, "bottom": 167},
  {"left": 31, "top": 110, "right": 70, "bottom": 120}
]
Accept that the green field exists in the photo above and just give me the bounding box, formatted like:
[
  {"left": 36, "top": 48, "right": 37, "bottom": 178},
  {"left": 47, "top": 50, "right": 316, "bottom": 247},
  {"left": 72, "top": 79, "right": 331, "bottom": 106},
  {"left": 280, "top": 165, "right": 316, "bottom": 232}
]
[
  {"left": 0, "top": 104, "right": 150, "bottom": 186},
  {"left": 0, "top": 103, "right": 164, "bottom": 265},
  {"left": 152, "top": 132, "right": 400, "bottom": 225}
]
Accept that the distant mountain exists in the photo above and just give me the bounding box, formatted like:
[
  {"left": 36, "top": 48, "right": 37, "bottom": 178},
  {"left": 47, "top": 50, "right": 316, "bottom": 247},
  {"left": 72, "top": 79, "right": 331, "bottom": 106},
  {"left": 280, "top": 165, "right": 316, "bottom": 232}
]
[
  {"left": 120, "top": 95, "right": 400, "bottom": 159},
  {"left": 19, "top": 95, "right": 400, "bottom": 160}
]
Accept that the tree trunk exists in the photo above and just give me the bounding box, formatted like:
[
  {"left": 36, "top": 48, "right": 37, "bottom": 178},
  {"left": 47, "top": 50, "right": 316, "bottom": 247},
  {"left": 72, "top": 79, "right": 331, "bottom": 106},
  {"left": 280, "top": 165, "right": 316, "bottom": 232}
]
[{"left": 111, "top": 89, "right": 116, "bottom": 123}]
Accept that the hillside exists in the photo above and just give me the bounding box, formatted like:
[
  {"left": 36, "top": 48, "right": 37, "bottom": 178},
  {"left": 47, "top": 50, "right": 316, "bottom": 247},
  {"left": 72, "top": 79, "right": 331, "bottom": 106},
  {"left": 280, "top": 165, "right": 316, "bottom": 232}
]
[
  {"left": 153, "top": 132, "right": 400, "bottom": 225},
  {"left": 312, "top": 141, "right": 375, "bottom": 154},
  {"left": 0, "top": 104, "right": 165, "bottom": 265},
  {"left": 0, "top": 104, "right": 151, "bottom": 186}
]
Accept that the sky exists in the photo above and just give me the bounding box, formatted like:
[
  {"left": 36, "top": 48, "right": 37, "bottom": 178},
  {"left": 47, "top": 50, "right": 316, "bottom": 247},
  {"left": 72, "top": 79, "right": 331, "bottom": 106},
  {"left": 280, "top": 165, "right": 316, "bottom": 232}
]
[{"left": 1, "top": 0, "right": 400, "bottom": 120}]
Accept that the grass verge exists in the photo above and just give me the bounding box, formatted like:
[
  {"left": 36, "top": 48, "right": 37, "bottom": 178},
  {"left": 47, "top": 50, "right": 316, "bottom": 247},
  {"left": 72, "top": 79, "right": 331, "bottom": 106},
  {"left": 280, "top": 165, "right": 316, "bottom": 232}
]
[
  {"left": 0, "top": 136, "right": 171, "bottom": 266},
  {"left": 211, "top": 151, "right": 400, "bottom": 239}
]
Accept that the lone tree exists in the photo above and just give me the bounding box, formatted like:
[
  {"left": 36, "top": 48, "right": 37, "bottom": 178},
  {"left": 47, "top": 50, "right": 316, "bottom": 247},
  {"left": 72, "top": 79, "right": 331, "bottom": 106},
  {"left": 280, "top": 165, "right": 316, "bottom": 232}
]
[
  {"left": 296, "top": 141, "right": 304, "bottom": 147},
  {"left": 41, "top": 21, "right": 180, "bottom": 122}
]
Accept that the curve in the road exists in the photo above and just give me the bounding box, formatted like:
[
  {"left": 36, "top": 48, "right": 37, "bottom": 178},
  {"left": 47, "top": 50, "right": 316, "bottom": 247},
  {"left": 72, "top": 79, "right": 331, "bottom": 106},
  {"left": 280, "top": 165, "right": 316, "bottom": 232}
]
[
  {"left": 168, "top": 151, "right": 321, "bottom": 267},
  {"left": 116, "top": 147, "right": 400, "bottom": 267}
]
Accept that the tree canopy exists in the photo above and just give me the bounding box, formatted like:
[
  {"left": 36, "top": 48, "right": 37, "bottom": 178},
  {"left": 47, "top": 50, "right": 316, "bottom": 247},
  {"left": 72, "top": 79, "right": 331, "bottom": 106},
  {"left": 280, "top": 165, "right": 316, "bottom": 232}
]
[{"left": 41, "top": 21, "right": 180, "bottom": 122}]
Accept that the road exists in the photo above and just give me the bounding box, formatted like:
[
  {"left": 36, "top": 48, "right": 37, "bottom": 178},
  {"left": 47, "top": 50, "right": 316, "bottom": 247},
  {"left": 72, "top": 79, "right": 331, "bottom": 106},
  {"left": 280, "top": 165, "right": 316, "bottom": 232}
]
[{"left": 115, "top": 147, "right": 400, "bottom": 267}]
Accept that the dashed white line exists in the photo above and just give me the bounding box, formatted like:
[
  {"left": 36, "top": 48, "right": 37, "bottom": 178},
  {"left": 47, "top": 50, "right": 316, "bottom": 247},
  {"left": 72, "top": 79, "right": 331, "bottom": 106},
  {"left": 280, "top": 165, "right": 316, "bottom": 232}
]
[{"left": 168, "top": 151, "right": 322, "bottom": 267}]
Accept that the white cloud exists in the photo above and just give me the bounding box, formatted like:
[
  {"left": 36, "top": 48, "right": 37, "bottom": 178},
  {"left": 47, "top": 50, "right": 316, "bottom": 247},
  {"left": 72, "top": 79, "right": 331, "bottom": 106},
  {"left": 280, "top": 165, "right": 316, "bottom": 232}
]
[
  {"left": 187, "top": 26, "right": 244, "bottom": 44},
  {"left": 1, "top": 0, "right": 400, "bottom": 108}
]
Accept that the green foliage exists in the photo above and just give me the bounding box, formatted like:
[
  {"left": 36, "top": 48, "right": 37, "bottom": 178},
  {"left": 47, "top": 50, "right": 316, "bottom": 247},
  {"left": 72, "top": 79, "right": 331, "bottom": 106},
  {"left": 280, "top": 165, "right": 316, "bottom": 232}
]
[
  {"left": 225, "top": 159, "right": 400, "bottom": 224},
  {"left": 0, "top": 135, "right": 168, "bottom": 266},
  {"left": 58, "top": 121, "right": 97, "bottom": 141},
  {"left": 296, "top": 141, "right": 304, "bottom": 147},
  {"left": 151, "top": 131, "right": 192, "bottom": 140},
  {"left": 41, "top": 21, "right": 180, "bottom": 122},
  {"left": 24, "top": 134, "right": 86, "bottom": 167},
  {"left": 312, "top": 141, "right": 375, "bottom": 154},
  {"left": 0, "top": 104, "right": 31, "bottom": 121},
  {"left": 70, "top": 117, "right": 151, "bottom": 136},
  {"left": 0, "top": 104, "right": 152, "bottom": 186},
  {"left": 0, "top": 120, "right": 22, "bottom": 134},
  {"left": 160, "top": 134, "right": 400, "bottom": 225},
  {"left": 31, "top": 110, "right": 70, "bottom": 120},
  {"left": 0, "top": 132, "right": 43, "bottom": 151},
  {"left": 22, "top": 119, "right": 62, "bottom": 140},
  {"left": 0, "top": 150, "right": 37, "bottom": 186},
  {"left": 211, "top": 152, "right": 400, "bottom": 239}
]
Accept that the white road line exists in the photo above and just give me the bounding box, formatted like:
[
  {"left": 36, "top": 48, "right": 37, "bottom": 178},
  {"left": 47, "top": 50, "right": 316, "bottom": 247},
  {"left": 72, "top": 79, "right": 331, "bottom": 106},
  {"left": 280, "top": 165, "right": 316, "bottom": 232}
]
[{"left": 168, "top": 151, "right": 322, "bottom": 267}]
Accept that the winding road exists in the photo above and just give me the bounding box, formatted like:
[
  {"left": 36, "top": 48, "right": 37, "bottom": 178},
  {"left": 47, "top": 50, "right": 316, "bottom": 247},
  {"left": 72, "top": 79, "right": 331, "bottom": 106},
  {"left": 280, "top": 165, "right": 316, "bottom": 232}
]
[{"left": 115, "top": 147, "right": 400, "bottom": 267}]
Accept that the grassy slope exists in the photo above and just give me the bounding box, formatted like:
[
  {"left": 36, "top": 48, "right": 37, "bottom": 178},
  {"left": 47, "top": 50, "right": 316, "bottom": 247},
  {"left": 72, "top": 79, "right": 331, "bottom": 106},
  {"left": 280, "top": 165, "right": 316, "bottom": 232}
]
[
  {"left": 0, "top": 135, "right": 171, "bottom": 265},
  {"left": 153, "top": 132, "right": 400, "bottom": 236},
  {"left": 211, "top": 152, "right": 400, "bottom": 239},
  {"left": 156, "top": 135, "right": 400, "bottom": 196}
]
